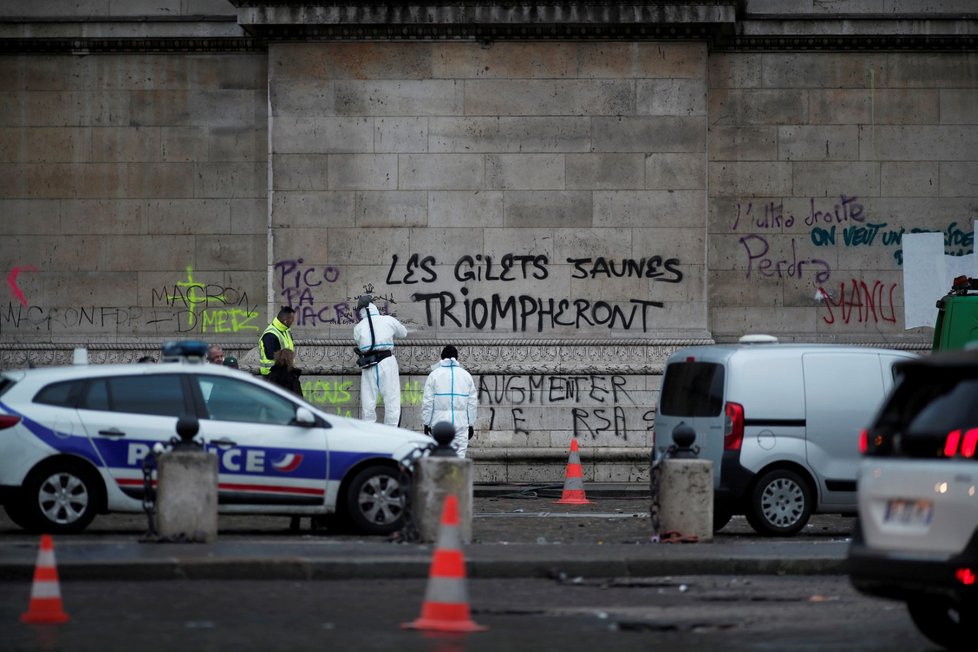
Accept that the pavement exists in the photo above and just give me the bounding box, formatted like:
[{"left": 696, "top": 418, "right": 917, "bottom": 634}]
[{"left": 0, "top": 484, "right": 855, "bottom": 581}]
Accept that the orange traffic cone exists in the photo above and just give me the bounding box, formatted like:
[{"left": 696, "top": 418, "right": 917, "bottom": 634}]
[
  {"left": 402, "top": 494, "right": 486, "bottom": 633},
  {"left": 555, "top": 438, "right": 591, "bottom": 505},
  {"left": 21, "top": 534, "right": 70, "bottom": 624}
]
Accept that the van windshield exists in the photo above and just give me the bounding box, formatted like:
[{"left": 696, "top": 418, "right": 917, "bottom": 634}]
[{"left": 660, "top": 361, "right": 724, "bottom": 417}]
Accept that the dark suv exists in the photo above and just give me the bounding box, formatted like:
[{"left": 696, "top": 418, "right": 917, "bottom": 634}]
[{"left": 849, "top": 350, "right": 978, "bottom": 650}]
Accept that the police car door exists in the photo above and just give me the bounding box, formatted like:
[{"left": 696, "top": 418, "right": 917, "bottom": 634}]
[
  {"left": 191, "top": 374, "right": 329, "bottom": 511},
  {"left": 74, "top": 372, "right": 192, "bottom": 503}
]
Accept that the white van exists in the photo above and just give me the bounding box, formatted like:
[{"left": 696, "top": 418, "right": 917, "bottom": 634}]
[{"left": 653, "top": 336, "right": 918, "bottom": 536}]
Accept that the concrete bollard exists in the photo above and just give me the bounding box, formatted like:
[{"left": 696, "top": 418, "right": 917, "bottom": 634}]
[
  {"left": 410, "top": 421, "right": 473, "bottom": 543},
  {"left": 411, "top": 456, "right": 474, "bottom": 543},
  {"left": 156, "top": 449, "right": 219, "bottom": 542},
  {"left": 154, "top": 415, "right": 218, "bottom": 543},
  {"left": 658, "top": 458, "right": 714, "bottom": 542}
]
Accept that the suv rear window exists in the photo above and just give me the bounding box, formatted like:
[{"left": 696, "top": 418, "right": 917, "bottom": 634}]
[
  {"left": 870, "top": 371, "right": 978, "bottom": 458},
  {"left": 659, "top": 361, "right": 725, "bottom": 417}
]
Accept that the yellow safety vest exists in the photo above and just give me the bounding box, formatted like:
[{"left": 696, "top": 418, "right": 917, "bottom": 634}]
[{"left": 259, "top": 317, "right": 295, "bottom": 376}]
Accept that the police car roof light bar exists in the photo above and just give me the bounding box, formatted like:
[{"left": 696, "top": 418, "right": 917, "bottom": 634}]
[{"left": 160, "top": 340, "right": 209, "bottom": 362}]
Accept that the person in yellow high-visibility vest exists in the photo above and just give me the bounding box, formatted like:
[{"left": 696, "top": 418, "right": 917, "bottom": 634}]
[{"left": 259, "top": 306, "right": 296, "bottom": 376}]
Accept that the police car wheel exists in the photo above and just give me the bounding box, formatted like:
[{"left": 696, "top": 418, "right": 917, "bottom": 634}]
[
  {"left": 745, "top": 468, "right": 813, "bottom": 536},
  {"left": 23, "top": 461, "right": 102, "bottom": 534},
  {"left": 344, "top": 465, "right": 404, "bottom": 535}
]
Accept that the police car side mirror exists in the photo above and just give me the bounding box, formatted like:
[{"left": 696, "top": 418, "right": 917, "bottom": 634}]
[{"left": 294, "top": 407, "right": 316, "bottom": 427}]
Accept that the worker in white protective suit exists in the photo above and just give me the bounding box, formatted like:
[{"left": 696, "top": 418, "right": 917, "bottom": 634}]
[
  {"left": 353, "top": 295, "right": 408, "bottom": 426},
  {"left": 421, "top": 345, "right": 479, "bottom": 458}
]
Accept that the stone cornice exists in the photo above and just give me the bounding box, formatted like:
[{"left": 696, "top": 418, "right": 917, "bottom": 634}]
[{"left": 2, "top": 2, "right": 976, "bottom": 52}]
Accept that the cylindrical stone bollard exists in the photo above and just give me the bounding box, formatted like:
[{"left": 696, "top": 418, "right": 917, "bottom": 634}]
[
  {"left": 411, "top": 456, "right": 473, "bottom": 543},
  {"left": 155, "top": 448, "right": 219, "bottom": 542},
  {"left": 658, "top": 458, "right": 714, "bottom": 542}
]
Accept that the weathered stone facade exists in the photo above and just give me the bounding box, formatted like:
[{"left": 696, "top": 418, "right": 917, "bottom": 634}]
[{"left": 1, "top": 1, "right": 975, "bottom": 480}]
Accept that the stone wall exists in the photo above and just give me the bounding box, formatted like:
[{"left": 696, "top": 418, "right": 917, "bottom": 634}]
[
  {"left": 0, "top": 52, "right": 269, "bottom": 344},
  {"left": 708, "top": 51, "right": 978, "bottom": 344}
]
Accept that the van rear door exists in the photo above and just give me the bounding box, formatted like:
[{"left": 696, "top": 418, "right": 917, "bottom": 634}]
[
  {"left": 802, "top": 353, "right": 886, "bottom": 508},
  {"left": 656, "top": 359, "right": 725, "bottom": 489}
]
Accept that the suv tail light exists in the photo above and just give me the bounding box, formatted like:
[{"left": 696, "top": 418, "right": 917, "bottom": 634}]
[
  {"left": 0, "top": 414, "right": 22, "bottom": 430},
  {"left": 945, "top": 428, "right": 978, "bottom": 458},
  {"left": 724, "top": 402, "right": 744, "bottom": 451},
  {"left": 859, "top": 429, "right": 868, "bottom": 454}
]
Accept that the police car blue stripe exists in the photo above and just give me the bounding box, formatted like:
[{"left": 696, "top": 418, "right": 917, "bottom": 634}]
[{"left": 1, "top": 403, "right": 103, "bottom": 467}]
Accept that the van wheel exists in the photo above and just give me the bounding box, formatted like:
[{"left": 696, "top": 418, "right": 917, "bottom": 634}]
[
  {"left": 907, "top": 599, "right": 972, "bottom": 650},
  {"left": 344, "top": 465, "right": 405, "bottom": 535},
  {"left": 745, "top": 469, "right": 812, "bottom": 536}
]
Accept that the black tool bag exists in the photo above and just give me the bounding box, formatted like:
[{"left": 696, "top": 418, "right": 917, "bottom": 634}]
[{"left": 354, "top": 310, "right": 391, "bottom": 369}]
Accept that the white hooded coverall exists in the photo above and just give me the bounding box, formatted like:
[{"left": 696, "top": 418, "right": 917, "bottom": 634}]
[
  {"left": 421, "top": 358, "right": 478, "bottom": 458},
  {"left": 353, "top": 302, "right": 407, "bottom": 426}
]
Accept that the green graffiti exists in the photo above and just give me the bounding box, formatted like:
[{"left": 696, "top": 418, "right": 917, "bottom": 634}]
[
  {"left": 300, "top": 378, "right": 425, "bottom": 407},
  {"left": 155, "top": 265, "right": 260, "bottom": 333},
  {"left": 201, "top": 308, "right": 260, "bottom": 333},
  {"left": 301, "top": 380, "right": 354, "bottom": 405},
  {"left": 401, "top": 380, "right": 424, "bottom": 406},
  {"left": 168, "top": 266, "right": 225, "bottom": 328}
]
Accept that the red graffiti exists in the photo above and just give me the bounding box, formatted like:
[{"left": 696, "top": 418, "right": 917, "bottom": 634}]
[
  {"left": 6, "top": 266, "right": 37, "bottom": 307},
  {"left": 818, "top": 279, "right": 897, "bottom": 326}
]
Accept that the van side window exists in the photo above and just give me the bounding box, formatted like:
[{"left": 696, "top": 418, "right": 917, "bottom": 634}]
[{"left": 660, "top": 362, "right": 724, "bottom": 416}]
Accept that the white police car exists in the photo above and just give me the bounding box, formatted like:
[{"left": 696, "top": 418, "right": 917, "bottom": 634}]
[{"left": 0, "top": 342, "right": 433, "bottom": 535}]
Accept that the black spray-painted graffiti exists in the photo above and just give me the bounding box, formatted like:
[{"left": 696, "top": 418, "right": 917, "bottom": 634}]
[
  {"left": 396, "top": 254, "right": 682, "bottom": 333},
  {"left": 1, "top": 304, "right": 143, "bottom": 333},
  {"left": 478, "top": 374, "right": 653, "bottom": 439}
]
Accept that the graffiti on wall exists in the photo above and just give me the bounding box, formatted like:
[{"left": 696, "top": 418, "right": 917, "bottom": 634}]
[
  {"left": 1, "top": 264, "right": 261, "bottom": 335},
  {"left": 272, "top": 250, "right": 684, "bottom": 333},
  {"left": 733, "top": 194, "right": 974, "bottom": 278},
  {"left": 150, "top": 266, "right": 260, "bottom": 333},
  {"left": 6, "top": 266, "right": 37, "bottom": 307},
  {"left": 816, "top": 279, "right": 898, "bottom": 326},
  {"left": 810, "top": 221, "right": 973, "bottom": 266},
  {"left": 300, "top": 378, "right": 424, "bottom": 418},
  {"left": 401, "top": 253, "right": 683, "bottom": 333},
  {"left": 276, "top": 258, "right": 349, "bottom": 326},
  {"left": 478, "top": 374, "right": 652, "bottom": 439}
]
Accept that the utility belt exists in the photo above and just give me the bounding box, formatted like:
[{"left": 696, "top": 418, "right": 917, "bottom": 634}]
[{"left": 355, "top": 348, "right": 392, "bottom": 369}]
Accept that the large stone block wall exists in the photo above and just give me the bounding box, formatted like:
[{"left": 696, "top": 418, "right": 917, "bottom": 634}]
[
  {"left": 0, "top": 53, "right": 269, "bottom": 344},
  {"left": 269, "top": 42, "right": 710, "bottom": 343},
  {"left": 708, "top": 51, "right": 978, "bottom": 343}
]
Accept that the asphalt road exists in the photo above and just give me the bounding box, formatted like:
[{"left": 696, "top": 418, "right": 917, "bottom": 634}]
[{"left": 1, "top": 576, "right": 930, "bottom": 652}]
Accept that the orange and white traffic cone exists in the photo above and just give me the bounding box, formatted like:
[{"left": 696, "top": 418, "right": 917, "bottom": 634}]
[
  {"left": 402, "top": 494, "right": 486, "bottom": 633},
  {"left": 21, "top": 534, "right": 70, "bottom": 624},
  {"left": 555, "top": 438, "right": 591, "bottom": 505}
]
